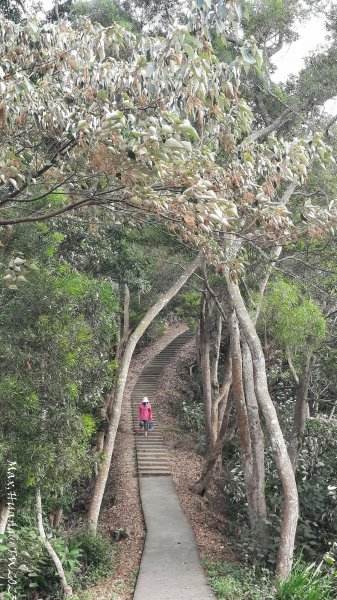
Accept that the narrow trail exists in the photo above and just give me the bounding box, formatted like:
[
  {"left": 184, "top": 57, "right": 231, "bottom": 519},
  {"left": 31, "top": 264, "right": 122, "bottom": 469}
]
[{"left": 132, "top": 331, "right": 215, "bottom": 600}]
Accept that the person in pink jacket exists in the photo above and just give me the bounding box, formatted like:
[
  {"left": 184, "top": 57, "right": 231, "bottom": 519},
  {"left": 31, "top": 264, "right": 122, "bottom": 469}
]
[{"left": 138, "top": 396, "right": 153, "bottom": 436}]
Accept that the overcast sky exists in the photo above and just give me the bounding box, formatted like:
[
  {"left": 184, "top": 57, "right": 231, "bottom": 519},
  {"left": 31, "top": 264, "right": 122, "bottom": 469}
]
[
  {"left": 272, "top": 17, "right": 328, "bottom": 82},
  {"left": 272, "top": 13, "right": 337, "bottom": 114}
]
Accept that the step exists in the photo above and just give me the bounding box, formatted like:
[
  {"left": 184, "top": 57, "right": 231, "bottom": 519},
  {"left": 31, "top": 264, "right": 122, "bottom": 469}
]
[
  {"left": 137, "top": 450, "right": 168, "bottom": 455},
  {"left": 138, "top": 470, "right": 171, "bottom": 477},
  {"left": 135, "top": 432, "right": 162, "bottom": 436},
  {"left": 136, "top": 439, "right": 165, "bottom": 443},
  {"left": 136, "top": 437, "right": 164, "bottom": 442},
  {"left": 135, "top": 436, "right": 164, "bottom": 440},
  {"left": 138, "top": 467, "right": 170, "bottom": 471},
  {"left": 133, "top": 384, "right": 159, "bottom": 387},
  {"left": 139, "top": 467, "right": 171, "bottom": 472},
  {"left": 138, "top": 460, "right": 170, "bottom": 466},
  {"left": 137, "top": 449, "right": 166, "bottom": 454},
  {"left": 135, "top": 434, "right": 163, "bottom": 439},
  {"left": 137, "top": 452, "right": 168, "bottom": 458},
  {"left": 137, "top": 450, "right": 167, "bottom": 454},
  {"left": 138, "top": 459, "right": 169, "bottom": 464},
  {"left": 136, "top": 442, "right": 165, "bottom": 447},
  {"left": 136, "top": 441, "right": 165, "bottom": 446},
  {"left": 135, "top": 431, "right": 162, "bottom": 436},
  {"left": 135, "top": 438, "right": 164, "bottom": 442},
  {"left": 139, "top": 467, "right": 170, "bottom": 472},
  {"left": 135, "top": 434, "right": 163, "bottom": 437}
]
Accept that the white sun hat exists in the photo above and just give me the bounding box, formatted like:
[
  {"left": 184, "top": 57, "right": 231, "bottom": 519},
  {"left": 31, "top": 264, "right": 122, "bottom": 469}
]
[{"left": 142, "top": 396, "right": 149, "bottom": 403}]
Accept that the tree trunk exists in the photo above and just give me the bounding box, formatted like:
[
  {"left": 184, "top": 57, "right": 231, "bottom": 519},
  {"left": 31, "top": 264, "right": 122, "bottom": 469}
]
[
  {"left": 53, "top": 508, "right": 63, "bottom": 529},
  {"left": 229, "top": 312, "right": 256, "bottom": 531},
  {"left": 96, "top": 430, "right": 105, "bottom": 453},
  {"left": 194, "top": 393, "right": 234, "bottom": 495},
  {"left": 194, "top": 342, "right": 233, "bottom": 495},
  {"left": 87, "top": 253, "right": 203, "bottom": 533},
  {"left": 199, "top": 293, "right": 213, "bottom": 449},
  {"left": 199, "top": 288, "right": 224, "bottom": 453},
  {"left": 210, "top": 310, "right": 222, "bottom": 439},
  {"left": 55, "top": 0, "right": 59, "bottom": 21},
  {"left": 48, "top": 507, "right": 64, "bottom": 528},
  {"left": 329, "top": 400, "right": 337, "bottom": 421},
  {"left": 224, "top": 269, "right": 298, "bottom": 580},
  {"left": 120, "top": 283, "right": 130, "bottom": 349},
  {"left": 288, "top": 348, "right": 314, "bottom": 473},
  {"left": 0, "top": 503, "right": 9, "bottom": 535},
  {"left": 216, "top": 343, "right": 232, "bottom": 431},
  {"left": 36, "top": 487, "right": 73, "bottom": 597},
  {"left": 242, "top": 340, "right": 267, "bottom": 538}
]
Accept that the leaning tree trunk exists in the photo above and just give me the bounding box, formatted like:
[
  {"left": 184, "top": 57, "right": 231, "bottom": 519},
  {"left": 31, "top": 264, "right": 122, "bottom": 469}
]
[
  {"left": 229, "top": 312, "right": 256, "bottom": 530},
  {"left": 210, "top": 309, "right": 222, "bottom": 422},
  {"left": 36, "top": 487, "right": 73, "bottom": 597},
  {"left": 288, "top": 348, "right": 314, "bottom": 473},
  {"left": 194, "top": 348, "right": 233, "bottom": 495},
  {"left": 199, "top": 292, "right": 213, "bottom": 450},
  {"left": 87, "top": 253, "right": 203, "bottom": 533},
  {"left": 329, "top": 399, "right": 337, "bottom": 421},
  {"left": 199, "top": 287, "right": 225, "bottom": 457},
  {"left": 224, "top": 269, "right": 298, "bottom": 580},
  {"left": 215, "top": 347, "right": 232, "bottom": 433},
  {"left": 242, "top": 340, "right": 267, "bottom": 539},
  {"left": 120, "top": 283, "right": 130, "bottom": 350},
  {"left": 194, "top": 392, "right": 234, "bottom": 495}
]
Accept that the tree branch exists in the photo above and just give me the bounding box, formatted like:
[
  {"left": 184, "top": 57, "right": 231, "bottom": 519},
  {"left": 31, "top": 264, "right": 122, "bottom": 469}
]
[
  {"left": 267, "top": 33, "right": 284, "bottom": 58},
  {"left": 202, "top": 270, "right": 228, "bottom": 323},
  {"left": 245, "top": 108, "right": 293, "bottom": 143},
  {"left": 36, "top": 487, "right": 73, "bottom": 597},
  {"left": 286, "top": 347, "right": 299, "bottom": 386},
  {"left": 0, "top": 197, "right": 94, "bottom": 225},
  {"left": 0, "top": 137, "right": 77, "bottom": 206},
  {"left": 224, "top": 33, "right": 243, "bottom": 47},
  {"left": 325, "top": 114, "right": 337, "bottom": 137},
  {"left": 256, "top": 92, "right": 272, "bottom": 126}
]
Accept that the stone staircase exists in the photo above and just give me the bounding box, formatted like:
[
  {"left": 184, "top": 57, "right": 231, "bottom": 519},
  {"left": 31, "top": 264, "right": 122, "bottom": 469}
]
[{"left": 132, "top": 330, "right": 194, "bottom": 477}]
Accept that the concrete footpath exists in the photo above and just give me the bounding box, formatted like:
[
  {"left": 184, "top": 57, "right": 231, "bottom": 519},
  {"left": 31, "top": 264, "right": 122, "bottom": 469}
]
[{"left": 133, "top": 477, "right": 215, "bottom": 600}]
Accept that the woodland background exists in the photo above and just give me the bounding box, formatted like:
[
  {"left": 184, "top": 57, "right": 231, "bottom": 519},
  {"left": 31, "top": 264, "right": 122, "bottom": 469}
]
[{"left": 1, "top": 0, "right": 337, "bottom": 598}]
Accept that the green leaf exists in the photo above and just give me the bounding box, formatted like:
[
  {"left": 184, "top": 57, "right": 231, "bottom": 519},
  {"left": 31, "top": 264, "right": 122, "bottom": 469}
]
[
  {"left": 240, "top": 47, "right": 256, "bottom": 65},
  {"left": 14, "top": 257, "right": 25, "bottom": 266},
  {"left": 178, "top": 121, "right": 200, "bottom": 141},
  {"left": 28, "top": 263, "right": 40, "bottom": 271},
  {"left": 165, "top": 138, "right": 185, "bottom": 149}
]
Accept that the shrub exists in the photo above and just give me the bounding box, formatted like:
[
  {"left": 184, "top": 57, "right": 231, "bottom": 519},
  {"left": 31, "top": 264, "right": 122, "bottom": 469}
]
[
  {"left": 276, "top": 559, "right": 336, "bottom": 600},
  {"left": 0, "top": 526, "right": 82, "bottom": 598},
  {"left": 74, "top": 531, "right": 116, "bottom": 585},
  {"left": 204, "top": 558, "right": 275, "bottom": 600}
]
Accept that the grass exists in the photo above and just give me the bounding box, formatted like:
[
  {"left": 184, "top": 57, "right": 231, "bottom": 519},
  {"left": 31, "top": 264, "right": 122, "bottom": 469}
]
[
  {"left": 204, "top": 557, "right": 337, "bottom": 600},
  {"left": 204, "top": 558, "right": 275, "bottom": 600},
  {"left": 276, "top": 559, "right": 337, "bottom": 600}
]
